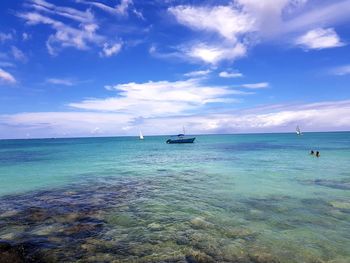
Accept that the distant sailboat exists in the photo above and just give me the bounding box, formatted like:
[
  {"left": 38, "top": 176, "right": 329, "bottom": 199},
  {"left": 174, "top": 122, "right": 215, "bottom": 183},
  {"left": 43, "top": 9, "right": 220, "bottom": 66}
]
[
  {"left": 139, "top": 130, "right": 144, "bottom": 140},
  {"left": 296, "top": 125, "right": 302, "bottom": 135}
]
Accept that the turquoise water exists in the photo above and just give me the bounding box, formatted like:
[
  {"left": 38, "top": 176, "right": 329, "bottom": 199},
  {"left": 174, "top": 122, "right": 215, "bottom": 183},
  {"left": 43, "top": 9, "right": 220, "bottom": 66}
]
[{"left": 0, "top": 133, "right": 349, "bottom": 262}]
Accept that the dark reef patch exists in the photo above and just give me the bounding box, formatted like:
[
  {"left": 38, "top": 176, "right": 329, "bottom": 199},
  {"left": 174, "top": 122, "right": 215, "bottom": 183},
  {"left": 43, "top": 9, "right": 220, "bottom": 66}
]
[{"left": 299, "top": 178, "right": 350, "bottom": 190}]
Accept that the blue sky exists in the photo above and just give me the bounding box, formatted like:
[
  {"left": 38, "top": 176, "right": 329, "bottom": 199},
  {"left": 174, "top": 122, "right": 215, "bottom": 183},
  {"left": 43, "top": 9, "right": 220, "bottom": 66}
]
[{"left": 0, "top": 0, "right": 350, "bottom": 138}]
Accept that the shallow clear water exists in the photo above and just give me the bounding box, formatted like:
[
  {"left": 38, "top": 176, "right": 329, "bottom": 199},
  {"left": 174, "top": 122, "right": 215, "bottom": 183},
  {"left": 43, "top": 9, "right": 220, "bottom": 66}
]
[{"left": 0, "top": 133, "right": 349, "bottom": 262}]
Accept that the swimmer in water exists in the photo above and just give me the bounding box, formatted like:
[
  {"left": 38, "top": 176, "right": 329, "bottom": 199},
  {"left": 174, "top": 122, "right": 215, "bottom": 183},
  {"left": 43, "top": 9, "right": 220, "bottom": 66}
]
[
  {"left": 310, "top": 150, "right": 314, "bottom": 155},
  {"left": 316, "top": 151, "right": 320, "bottom": 157}
]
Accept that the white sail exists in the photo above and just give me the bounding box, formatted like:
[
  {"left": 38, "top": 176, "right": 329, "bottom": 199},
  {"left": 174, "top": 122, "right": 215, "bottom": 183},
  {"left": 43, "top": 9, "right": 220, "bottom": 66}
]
[
  {"left": 139, "top": 130, "right": 144, "bottom": 140},
  {"left": 296, "top": 125, "right": 301, "bottom": 135}
]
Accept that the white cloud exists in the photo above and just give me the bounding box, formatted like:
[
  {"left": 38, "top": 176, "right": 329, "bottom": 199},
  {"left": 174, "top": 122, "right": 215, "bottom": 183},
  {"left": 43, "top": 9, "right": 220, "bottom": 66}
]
[
  {"left": 11, "top": 46, "right": 28, "bottom": 62},
  {"left": 167, "top": 1, "right": 350, "bottom": 64},
  {"left": 241, "top": 82, "right": 269, "bottom": 89},
  {"left": 100, "top": 42, "right": 122, "bottom": 57},
  {"left": 285, "top": 1, "right": 350, "bottom": 33},
  {"left": 0, "top": 32, "right": 13, "bottom": 42},
  {"left": 116, "top": 0, "right": 133, "bottom": 15},
  {"left": 22, "top": 32, "right": 31, "bottom": 41},
  {"left": 0, "top": 62, "right": 15, "bottom": 68},
  {"left": 330, "top": 65, "right": 350, "bottom": 76},
  {"left": 295, "top": 28, "right": 345, "bottom": 50},
  {"left": 0, "top": 68, "right": 16, "bottom": 84},
  {"left": 30, "top": 0, "right": 95, "bottom": 23},
  {"left": 182, "top": 42, "right": 247, "bottom": 64},
  {"left": 46, "top": 78, "right": 75, "bottom": 86},
  {"left": 2, "top": 100, "right": 350, "bottom": 138},
  {"left": 169, "top": 5, "right": 255, "bottom": 42},
  {"left": 168, "top": 4, "right": 251, "bottom": 64},
  {"left": 0, "top": 112, "right": 133, "bottom": 138},
  {"left": 219, "top": 71, "right": 243, "bottom": 78},
  {"left": 18, "top": 1, "right": 103, "bottom": 55},
  {"left": 184, "top": 69, "right": 211, "bottom": 77},
  {"left": 69, "top": 78, "right": 248, "bottom": 117},
  {"left": 77, "top": 0, "right": 134, "bottom": 16}
]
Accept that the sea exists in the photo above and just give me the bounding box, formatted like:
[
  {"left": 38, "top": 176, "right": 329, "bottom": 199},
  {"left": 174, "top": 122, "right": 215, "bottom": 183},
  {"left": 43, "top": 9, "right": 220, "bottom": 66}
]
[{"left": 0, "top": 132, "right": 349, "bottom": 262}]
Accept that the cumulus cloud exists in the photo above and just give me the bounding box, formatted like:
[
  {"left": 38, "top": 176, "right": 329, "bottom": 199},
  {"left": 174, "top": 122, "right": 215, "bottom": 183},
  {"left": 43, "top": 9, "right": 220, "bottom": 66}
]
[
  {"left": 168, "top": 5, "right": 255, "bottom": 42},
  {"left": 167, "top": 1, "right": 350, "bottom": 64},
  {"left": 295, "top": 28, "right": 345, "bottom": 50},
  {"left": 0, "top": 68, "right": 16, "bottom": 84},
  {"left": 69, "top": 78, "right": 249, "bottom": 117},
  {"left": 241, "top": 82, "right": 269, "bottom": 89},
  {"left": 22, "top": 32, "right": 31, "bottom": 41},
  {"left": 182, "top": 42, "right": 247, "bottom": 65},
  {"left": 100, "top": 42, "right": 122, "bottom": 57}
]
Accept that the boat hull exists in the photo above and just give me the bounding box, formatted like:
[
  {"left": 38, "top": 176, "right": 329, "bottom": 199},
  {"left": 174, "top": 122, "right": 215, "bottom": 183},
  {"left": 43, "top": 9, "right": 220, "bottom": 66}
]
[{"left": 166, "top": 137, "right": 196, "bottom": 144}]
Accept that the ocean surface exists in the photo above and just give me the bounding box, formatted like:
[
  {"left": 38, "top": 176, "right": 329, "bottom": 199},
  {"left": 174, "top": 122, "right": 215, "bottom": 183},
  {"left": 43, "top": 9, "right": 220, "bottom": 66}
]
[{"left": 0, "top": 132, "right": 349, "bottom": 262}]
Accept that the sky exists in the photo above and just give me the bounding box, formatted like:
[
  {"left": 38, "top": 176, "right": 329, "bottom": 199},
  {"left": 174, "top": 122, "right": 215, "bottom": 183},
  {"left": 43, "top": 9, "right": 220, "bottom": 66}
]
[{"left": 0, "top": 0, "right": 350, "bottom": 139}]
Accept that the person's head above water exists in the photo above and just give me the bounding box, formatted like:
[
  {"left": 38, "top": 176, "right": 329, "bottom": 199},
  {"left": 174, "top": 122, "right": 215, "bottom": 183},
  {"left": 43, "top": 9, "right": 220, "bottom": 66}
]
[
  {"left": 316, "top": 151, "right": 320, "bottom": 157},
  {"left": 310, "top": 150, "right": 314, "bottom": 155}
]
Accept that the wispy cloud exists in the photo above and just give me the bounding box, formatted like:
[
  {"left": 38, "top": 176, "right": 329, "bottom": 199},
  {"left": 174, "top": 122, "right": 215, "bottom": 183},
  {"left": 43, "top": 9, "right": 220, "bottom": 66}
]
[
  {"left": 76, "top": 0, "right": 134, "bottom": 16},
  {"left": 242, "top": 82, "right": 269, "bottom": 89},
  {"left": 11, "top": 46, "right": 28, "bottom": 62},
  {"left": 69, "top": 78, "right": 249, "bottom": 117},
  {"left": 330, "top": 64, "right": 350, "bottom": 76},
  {"left": 0, "top": 68, "right": 16, "bottom": 84},
  {"left": 2, "top": 100, "right": 350, "bottom": 138},
  {"left": 18, "top": 0, "right": 103, "bottom": 55},
  {"left": 29, "top": 0, "right": 95, "bottom": 23},
  {"left": 0, "top": 62, "right": 15, "bottom": 68},
  {"left": 184, "top": 69, "right": 211, "bottom": 77},
  {"left": 295, "top": 28, "right": 345, "bottom": 50},
  {"left": 46, "top": 78, "right": 76, "bottom": 86},
  {"left": 0, "top": 32, "right": 13, "bottom": 42},
  {"left": 219, "top": 71, "right": 243, "bottom": 78}
]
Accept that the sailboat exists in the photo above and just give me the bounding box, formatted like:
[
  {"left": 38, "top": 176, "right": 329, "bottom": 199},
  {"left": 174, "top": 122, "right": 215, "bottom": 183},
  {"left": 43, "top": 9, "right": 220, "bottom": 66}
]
[
  {"left": 139, "top": 130, "right": 144, "bottom": 140},
  {"left": 296, "top": 125, "right": 302, "bottom": 135}
]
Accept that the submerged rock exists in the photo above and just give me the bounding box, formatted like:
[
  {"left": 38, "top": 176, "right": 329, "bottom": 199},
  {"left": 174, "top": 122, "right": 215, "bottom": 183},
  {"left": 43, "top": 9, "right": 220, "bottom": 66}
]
[
  {"left": 0, "top": 241, "right": 50, "bottom": 263},
  {"left": 185, "top": 251, "right": 215, "bottom": 263},
  {"left": 147, "top": 222, "right": 163, "bottom": 231},
  {"left": 329, "top": 200, "right": 350, "bottom": 210},
  {"left": 248, "top": 252, "right": 281, "bottom": 263},
  {"left": 190, "top": 217, "right": 212, "bottom": 229}
]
